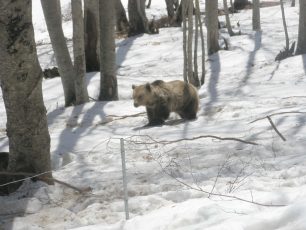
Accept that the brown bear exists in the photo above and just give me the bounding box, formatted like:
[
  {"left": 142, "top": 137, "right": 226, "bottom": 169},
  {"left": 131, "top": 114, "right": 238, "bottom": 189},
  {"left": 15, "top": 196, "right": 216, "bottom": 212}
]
[{"left": 132, "top": 80, "right": 199, "bottom": 126}]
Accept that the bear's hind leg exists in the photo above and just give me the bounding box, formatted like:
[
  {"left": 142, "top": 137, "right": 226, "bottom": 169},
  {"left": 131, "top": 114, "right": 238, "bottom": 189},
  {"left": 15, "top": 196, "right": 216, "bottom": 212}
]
[
  {"left": 179, "top": 100, "right": 198, "bottom": 120},
  {"left": 179, "top": 111, "right": 197, "bottom": 120}
]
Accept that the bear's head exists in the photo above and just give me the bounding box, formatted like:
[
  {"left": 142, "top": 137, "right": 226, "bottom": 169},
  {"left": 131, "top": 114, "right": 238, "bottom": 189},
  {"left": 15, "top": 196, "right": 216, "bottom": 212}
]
[{"left": 132, "top": 83, "right": 154, "bottom": 108}]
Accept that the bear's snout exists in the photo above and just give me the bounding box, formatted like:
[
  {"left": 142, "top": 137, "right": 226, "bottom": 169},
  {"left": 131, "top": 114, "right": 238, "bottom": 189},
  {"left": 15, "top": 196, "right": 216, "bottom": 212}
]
[{"left": 134, "top": 102, "right": 139, "bottom": 107}]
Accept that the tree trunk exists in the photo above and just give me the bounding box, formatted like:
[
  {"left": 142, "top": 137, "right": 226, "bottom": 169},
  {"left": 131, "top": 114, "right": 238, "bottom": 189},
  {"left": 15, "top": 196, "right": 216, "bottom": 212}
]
[
  {"left": 187, "top": 0, "right": 194, "bottom": 85},
  {"left": 194, "top": 0, "right": 199, "bottom": 84},
  {"left": 206, "top": 0, "right": 220, "bottom": 55},
  {"left": 234, "top": 0, "right": 249, "bottom": 10},
  {"left": 165, "top": 0, "right": 177, "bottom": 25},
  {"left": 252, "top": 0, "right": 261, "bottom": 31},
  {"left": 128, "top": 0, "right": 150, "bottom": 36},
  {"left": 195, "top": 0, "right": 205, "bottom": 85},
  {"left": 223, "top": 0, "right": 235, "bottom": 36},
  {"left": 115, "top": 0, "right": 130, "bottom": 33},
  {"left": 174, "top": 0, "right": 183, "bottom": 27},
  {"left": 280, "top": 0, "right": 289, "bottom": 50},
  {"left": 182, "top": 0, "right": 188, "bottom": 82},
  {"left": 99, "top": 0, "right": 119, "bottom": 101},
  {"left": 41, "top": 0, "right": 76, "bottom": 106},
  {"left": 72, "top": 0, "right": 89, "bottom": 105},
  {"left": 291, "top": 0, "right": 295, "bottom": 7},
  {"left": 84, "top": 0, "right": 100, "bottom": 72},
  {"left": 146, "top": 0, "right": 152, "bottom": 8},
  {"left": 0, "top": 0, "right": 52, "bottom": 192},
  {"left": 296, "top": 0, "right": 306, "bottom": 55}
]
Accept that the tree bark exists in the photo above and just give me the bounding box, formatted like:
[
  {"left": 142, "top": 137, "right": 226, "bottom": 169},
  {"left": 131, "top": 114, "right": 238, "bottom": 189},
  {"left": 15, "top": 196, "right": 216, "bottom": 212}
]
[
  {"left": 41, "top": 0, "right": 76, "bottom": 106},
  {"left": 280, "top": 0, "right": 289, "bottom": 50},
  {"left": 291, "top": 0, "right": 295, "bottom": 7},
  {"left": 146, "top": 0, "right": 152, "bottom": 8},
  {"left": 72, "top": 0, "right": 89, "bottom": 105},
  {"left": 296, "top": 0, "right": 306, "bottom": 55},
  {"left": 234, "top": 0, "right": 249, "bottom": 10},
  {"left": 223, "top": 0, "right": 235, "bottom": 36},
  {"left": 195, "top": 0, "right": 206, "bottom": 85},
  {"left": 206, "top": 0, "right": 220, "bottom": 55},
  {"left": 115, "top": 0, "right": 130, "bottom": 33},
  {"left": 182, "top": 0, "right": 188, "bottom": 82},
  {"left": 252, "top": 0, "right": 261, "bottom": 31},
  {"left": 84, "top": 0, "right": 100, "bottom": 72},
  {"left": 165, "top": 0, "right": 177, "bottom": 25},
  {"left": 99, "top": 0, "right": 119, "bottom": 101},
  {"left": 128, "top": 0, "right": 150, "bottom": 35},
  {"left": 0, "top": 0, "right": 52, "bottom": 192}
]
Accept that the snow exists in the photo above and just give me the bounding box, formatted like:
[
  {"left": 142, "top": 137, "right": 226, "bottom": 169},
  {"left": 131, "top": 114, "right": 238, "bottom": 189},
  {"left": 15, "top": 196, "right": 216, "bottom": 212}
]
[{"left": 1, "top": 0, "right": 306, "bottom": 229}]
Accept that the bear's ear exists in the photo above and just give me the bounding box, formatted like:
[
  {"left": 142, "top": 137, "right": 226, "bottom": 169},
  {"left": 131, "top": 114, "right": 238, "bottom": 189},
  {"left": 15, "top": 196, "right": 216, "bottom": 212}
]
[
  {"left": 132, "top": 84, "right": 136, "bottom": 89},
  {"left": 145, "top": 83, "right": 151, "bottom": 92}
]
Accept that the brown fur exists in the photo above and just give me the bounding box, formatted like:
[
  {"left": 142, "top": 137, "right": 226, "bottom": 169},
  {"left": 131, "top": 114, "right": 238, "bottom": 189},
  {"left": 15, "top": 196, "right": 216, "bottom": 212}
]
[{"left": 132, "top": 80, "right": 199, "bottom": 126}]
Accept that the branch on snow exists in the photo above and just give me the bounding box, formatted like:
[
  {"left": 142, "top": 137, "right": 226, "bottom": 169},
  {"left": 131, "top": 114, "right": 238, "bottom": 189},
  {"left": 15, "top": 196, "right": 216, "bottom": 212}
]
[
  {"left": 250, "top": 111, "right": 306, "bottom": 123},
  {"left": 0, "top": 171, "right": 91, "bottom": 194},
  {"left": 127, "top": 134, "right": 258, "bottom": 146},
  {"left": 266, "top": 116, "right": 286, "bottom": 141},
  {"left": 155, "top": 160, "right": 286, "bottom": 207},
  {"left": 95, "top": 112, "right": 146, "bottom": 126}
]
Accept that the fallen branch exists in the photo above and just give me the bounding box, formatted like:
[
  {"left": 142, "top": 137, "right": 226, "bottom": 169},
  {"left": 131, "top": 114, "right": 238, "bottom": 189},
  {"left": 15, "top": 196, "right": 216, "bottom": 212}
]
[
  {"left": 266, "top": 116, "right": 286, "bottom": 141},
  {"left": 89, "top": 96, "right": 98, "bottom": 101},
  {"left": 0, "top": 171, "right": 91, "bottom": 194},
  {"left": 250, "top": 111, "right": 306, "bottom": 123},
  {"left": 127, "top": 134, "right": 258, "bottom": 146},
  {"left": 42, "top": 177, "right": 92, "bottom": 193},
  {"left": 95, "top": 112, "right": 146, "bottom": 126}
]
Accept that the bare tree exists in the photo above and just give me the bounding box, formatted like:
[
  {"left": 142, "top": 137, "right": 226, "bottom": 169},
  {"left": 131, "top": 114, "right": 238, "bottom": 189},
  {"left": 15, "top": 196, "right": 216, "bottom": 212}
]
[
  {"left": 291, "top": 0, "right": 295, "bottom": 7},
  {"left": 165, "top": 0, "right": 181, "bottom": 26},
  {"left": 0, "top": 0, "right": 52, "bottom": 192},
  {"left": 146, "top": 0, "right": 152, "bottom": 8},
  {"left": 182, "top": 0, "right": 188, "bottom": 82},
  {"left": 195, "top": 0, "right": 206, "bottom": 85},
  {"left": 252, "top": 0, "right": 261, "bottom": 31},
  {"left": 182, "top": 0, "right": 200, "bottom": 87},
  {"left": 41, "top": 0, "right": 76, "bottom": 106},
  {"left": 280, "top": 0, "right": 289, "bottom": 50},
  {"left": 128, "top": 0, "right": 150, "bottom": 35},
  {"left": 296, "top": 0, "right": 306, "bottom": 55},
  {"left": 234, "top": 0, "right": 249, "bottom": 9},
  {"left": 72, "top": 0, "right": 89, "bottom": 105},
  {"left": 84, "top": 0, "right": 100, "bottom": 72},
  {"left": 223, "top": 0, "right": 235, "bottom": 36},
  {"left": 187, "top": 0, "right": 194, "bottom": 85},
  {"left": 275, "top": 0, "right": 295, "bottom": 61},
  {"left": 115, "top": 0, "right": 130, "bottom": 33},
  {"left": 206, "top": 0, "right": 220, "bottom": 55},
  {"left": 99, "top": 0, "right": 118, "bottom": 100}
]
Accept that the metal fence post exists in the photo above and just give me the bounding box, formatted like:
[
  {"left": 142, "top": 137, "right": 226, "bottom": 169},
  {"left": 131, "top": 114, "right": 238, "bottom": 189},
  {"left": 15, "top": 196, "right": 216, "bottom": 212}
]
[{"left": 120, "top": 138, "right": 129, "bottom": 220}]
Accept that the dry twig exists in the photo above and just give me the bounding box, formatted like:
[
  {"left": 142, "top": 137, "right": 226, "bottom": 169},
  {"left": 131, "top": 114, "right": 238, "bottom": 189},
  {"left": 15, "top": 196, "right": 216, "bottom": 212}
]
[
  {"left": 266, "top": 116, "right": 286, "bottom": 141},
  {"left": 158, "top": 165, "right": 285, "bottom": 207},
  {"left": 128, "top": 134, "right": 258, "bottom": 146},
  {"left": 250, "top": 111, "right": 306, "bottom": 123},
  {"left": 95, "top": 112, "right": 146, "bottom": 126},
  {"left": 0, "top": 171, "right": 91, "bottom": 193}
]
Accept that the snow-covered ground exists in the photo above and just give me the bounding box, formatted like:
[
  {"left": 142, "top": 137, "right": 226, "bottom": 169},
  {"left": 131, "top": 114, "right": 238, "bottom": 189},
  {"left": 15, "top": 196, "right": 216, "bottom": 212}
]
[{"left": 1, "top": 0, "right": 306, "bottom": 229}]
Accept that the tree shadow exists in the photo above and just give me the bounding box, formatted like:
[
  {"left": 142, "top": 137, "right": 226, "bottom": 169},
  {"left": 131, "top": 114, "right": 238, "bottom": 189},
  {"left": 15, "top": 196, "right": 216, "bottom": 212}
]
[
  {"left": 239, "top": 31, "right": 262, "bottom": 87},
  {"left": 204, "top": 52, "right": 221, "bottom": 117},
  {"left": 302, "top": 54, "right": 306, "bottom": 75},
  {"left": 116, "top": 34, "right": 143, "bottom": 67},
  {"left": 52, "top": 101, "right": 107, "bottom": 170}
]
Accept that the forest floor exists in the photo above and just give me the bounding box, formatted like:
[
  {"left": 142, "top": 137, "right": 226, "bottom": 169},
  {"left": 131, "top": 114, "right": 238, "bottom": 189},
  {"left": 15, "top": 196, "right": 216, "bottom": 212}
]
[{"left": 1, "top": 0, "right": 306, "bottom": 229}]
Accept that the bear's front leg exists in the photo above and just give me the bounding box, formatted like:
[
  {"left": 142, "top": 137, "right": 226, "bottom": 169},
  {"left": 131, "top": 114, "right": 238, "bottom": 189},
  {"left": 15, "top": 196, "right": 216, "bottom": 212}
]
[{"left": 146, "top": 107, "right": 165, "bottom": 126}]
